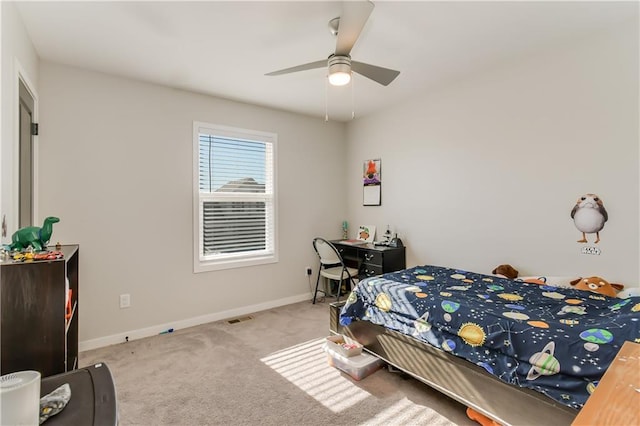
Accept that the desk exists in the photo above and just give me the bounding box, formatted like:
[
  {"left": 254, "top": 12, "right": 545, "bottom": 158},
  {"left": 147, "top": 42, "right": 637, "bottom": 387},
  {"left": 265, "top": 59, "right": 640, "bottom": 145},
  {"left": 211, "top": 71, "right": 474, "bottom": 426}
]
[
  {"left": 571, "top": 341, "right": 640, "bottom": 426},
  {"left": 332, "top": 240, "right": 406, "bottom": 279}
]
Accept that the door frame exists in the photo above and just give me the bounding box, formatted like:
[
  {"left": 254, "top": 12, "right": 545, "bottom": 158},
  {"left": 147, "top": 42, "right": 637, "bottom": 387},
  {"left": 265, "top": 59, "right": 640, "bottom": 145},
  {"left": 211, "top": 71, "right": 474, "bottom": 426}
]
[{"left": 14, "top": 60, "right": 39, "bottom": 230}]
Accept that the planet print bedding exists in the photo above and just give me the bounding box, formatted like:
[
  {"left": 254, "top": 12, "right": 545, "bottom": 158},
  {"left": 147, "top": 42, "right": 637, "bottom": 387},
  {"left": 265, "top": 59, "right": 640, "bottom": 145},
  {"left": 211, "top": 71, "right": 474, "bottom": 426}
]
[{"left": 339, "top": 264, "right": 640, "bottom": 408}]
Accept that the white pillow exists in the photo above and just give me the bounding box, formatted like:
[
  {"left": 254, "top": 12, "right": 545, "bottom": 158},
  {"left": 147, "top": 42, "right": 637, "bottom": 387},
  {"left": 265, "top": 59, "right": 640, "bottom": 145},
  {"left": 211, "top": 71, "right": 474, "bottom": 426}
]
[
  {"left": 617, "top": 287, "right": 640, "bottom": 299},
  {"left": 521, "top": 276, "right": 637, "bottom": 299}
]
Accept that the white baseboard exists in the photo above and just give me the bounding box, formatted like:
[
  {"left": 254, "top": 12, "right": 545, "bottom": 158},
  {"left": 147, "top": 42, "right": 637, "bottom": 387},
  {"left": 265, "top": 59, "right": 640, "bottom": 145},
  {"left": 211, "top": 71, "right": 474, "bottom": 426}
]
[{"left": 79, "top": 292, "right": 312, "bottom": 352}]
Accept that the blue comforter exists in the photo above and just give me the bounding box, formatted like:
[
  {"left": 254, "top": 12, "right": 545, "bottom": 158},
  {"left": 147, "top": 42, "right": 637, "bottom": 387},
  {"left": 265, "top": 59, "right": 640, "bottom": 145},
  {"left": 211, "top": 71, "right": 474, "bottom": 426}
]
[{"left": 340, "top": 265, "right": 640, "bottom": 408}]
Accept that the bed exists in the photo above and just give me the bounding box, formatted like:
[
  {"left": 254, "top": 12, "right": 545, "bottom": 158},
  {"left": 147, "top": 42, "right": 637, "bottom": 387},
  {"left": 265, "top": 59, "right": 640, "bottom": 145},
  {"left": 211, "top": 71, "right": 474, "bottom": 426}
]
[{"left": 329, "top": 264, "right": 640, "bottom": 426}]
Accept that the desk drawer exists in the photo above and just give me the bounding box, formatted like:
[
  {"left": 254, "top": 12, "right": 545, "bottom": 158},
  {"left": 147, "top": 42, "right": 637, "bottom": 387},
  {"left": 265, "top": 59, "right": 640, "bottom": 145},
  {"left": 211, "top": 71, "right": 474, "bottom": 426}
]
[
  {"left": 361, "top": 251, "right": 383, "bottom": 266},
  {"left": 337, "top": 246, "right": 358, "bottom": 261},
  {"left": 362, "top": 265, "right": 383, "bottom": 277}
]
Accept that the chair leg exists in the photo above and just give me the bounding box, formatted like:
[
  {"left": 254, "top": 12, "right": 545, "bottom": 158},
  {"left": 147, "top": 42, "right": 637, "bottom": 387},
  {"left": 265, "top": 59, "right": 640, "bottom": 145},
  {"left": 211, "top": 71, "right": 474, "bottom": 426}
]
[
  {"left": 336, "top": 279, "right": 353, "bottom": 302},
  {"left": 336, "top": 268, "right": 358, "bottom": 302},
  {"left": 312, "top": 270, "right": 322, "bottom": 304},
  {"left": 336, "top": 276, "right": 352, "bottom": 302},
  {"left": 348, "top": 277, "right": 356, "bottom": 292}
]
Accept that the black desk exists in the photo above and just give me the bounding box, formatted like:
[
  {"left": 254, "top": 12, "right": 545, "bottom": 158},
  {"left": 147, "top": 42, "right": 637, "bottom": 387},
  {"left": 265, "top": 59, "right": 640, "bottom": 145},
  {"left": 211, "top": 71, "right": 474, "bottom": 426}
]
[
  {"left": 40, "top": 362, "right": 117, "bottom": 426},
  {"left": 332, "top": 240, "right": 406, "bottom": 279}
]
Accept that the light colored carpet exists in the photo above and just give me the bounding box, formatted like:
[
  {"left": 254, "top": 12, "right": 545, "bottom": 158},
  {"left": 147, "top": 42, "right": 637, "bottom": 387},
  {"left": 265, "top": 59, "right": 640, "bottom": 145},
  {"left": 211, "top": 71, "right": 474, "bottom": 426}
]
[{"left": 80, "top": 300, "right": 476, "bottom": 426}]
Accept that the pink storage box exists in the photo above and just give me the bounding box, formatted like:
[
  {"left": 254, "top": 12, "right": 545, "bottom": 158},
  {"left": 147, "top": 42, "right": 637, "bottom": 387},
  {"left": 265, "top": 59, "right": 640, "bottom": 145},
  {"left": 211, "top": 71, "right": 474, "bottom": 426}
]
[{"left": 325, "top": 345, "right": 384, "bottom": 381}]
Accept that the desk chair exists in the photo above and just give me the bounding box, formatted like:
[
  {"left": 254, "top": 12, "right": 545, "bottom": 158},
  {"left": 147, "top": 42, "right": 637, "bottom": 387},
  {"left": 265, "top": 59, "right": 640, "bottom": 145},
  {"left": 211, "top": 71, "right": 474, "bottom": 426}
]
[{"left": 312, "top": 237, "right": 359, "bottom": 304}]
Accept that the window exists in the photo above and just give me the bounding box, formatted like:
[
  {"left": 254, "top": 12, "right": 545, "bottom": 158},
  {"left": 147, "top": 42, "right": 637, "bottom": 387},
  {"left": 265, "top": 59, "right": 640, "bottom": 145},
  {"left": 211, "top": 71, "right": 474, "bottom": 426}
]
[{"left": 193, "top": 122, "right": 277, "bottom": 272}]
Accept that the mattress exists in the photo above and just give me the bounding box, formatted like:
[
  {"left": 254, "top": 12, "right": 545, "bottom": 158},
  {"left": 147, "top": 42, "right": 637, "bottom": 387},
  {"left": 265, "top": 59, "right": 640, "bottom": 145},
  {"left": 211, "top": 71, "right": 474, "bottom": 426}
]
[{"left": 340, "top": 264, "right": 640, "bottom": 408}]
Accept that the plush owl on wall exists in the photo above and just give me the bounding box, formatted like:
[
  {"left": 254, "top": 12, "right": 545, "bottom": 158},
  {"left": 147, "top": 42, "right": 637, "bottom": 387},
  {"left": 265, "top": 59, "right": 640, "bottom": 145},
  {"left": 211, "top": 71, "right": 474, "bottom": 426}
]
[{"left": 571, "top": 194, "right": 607, "bottom": 244}]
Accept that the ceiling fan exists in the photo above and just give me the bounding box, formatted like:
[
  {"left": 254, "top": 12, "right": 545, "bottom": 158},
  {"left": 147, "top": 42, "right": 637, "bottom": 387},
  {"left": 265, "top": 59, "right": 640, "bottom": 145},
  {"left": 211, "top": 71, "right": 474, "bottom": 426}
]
[{"left": 265, "top": 1, "right": 400, "bottom": 87}]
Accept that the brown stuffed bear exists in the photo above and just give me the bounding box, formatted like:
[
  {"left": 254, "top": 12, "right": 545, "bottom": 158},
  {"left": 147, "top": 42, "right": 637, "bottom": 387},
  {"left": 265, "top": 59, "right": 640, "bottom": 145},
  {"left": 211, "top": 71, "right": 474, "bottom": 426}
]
[
  {"left": 492, "top": 264, "right": 519, "bottom": 280},
  {"left": 569, "top": 277, "right": 624, "bottom": 298}
]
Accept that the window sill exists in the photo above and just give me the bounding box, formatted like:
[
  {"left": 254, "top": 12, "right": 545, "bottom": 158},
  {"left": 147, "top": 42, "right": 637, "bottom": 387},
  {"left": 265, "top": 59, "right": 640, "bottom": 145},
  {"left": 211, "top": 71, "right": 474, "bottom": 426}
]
[{"left": 194, "top": 254, "right": 278, "bottom": 273}]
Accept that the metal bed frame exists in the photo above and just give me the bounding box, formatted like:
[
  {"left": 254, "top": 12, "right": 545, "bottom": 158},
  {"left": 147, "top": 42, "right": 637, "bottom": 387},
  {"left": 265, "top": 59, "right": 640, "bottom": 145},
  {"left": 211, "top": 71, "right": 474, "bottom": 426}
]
[{"left": 329, "top": 301, "right": 578, "bottom": 426}]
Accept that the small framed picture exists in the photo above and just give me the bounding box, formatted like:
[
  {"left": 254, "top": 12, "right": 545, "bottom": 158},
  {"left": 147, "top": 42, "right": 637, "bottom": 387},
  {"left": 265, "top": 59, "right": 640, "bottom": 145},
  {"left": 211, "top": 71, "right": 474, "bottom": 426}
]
[
  {"left": 363, "top": 159, "right": 381, "bottom": 206},
  {"left": 357, "top": 225, "right": 376, "bottom": 243}
]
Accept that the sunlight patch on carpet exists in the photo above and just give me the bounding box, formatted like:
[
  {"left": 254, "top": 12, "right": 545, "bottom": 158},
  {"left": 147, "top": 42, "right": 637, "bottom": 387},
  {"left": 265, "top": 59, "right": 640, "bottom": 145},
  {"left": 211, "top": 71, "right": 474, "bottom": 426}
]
[
  {"left": 358, "top": 397, "right": 450, "bottom": 426},
  {"left": 261, "top": 338, "right": 370, "bottom": 413}
]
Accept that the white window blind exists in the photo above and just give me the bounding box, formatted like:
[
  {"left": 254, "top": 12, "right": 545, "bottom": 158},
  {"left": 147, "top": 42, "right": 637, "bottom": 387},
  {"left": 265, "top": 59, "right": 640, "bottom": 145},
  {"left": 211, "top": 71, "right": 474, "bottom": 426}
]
[{"left": 193, "top": 122, "right": 277, "bottom": 272}]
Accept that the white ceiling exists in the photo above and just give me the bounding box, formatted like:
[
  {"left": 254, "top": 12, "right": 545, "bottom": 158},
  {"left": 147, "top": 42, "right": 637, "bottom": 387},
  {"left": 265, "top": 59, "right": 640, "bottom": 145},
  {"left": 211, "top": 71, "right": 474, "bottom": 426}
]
[{"left": 15, "top": 1, "right": 638, "bottom": 122}]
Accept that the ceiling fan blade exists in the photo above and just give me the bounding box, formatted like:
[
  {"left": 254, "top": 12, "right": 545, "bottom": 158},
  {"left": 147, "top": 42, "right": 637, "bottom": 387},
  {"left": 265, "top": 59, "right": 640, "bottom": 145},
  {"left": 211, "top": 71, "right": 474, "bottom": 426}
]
[
  {"left": 351, "top": 61, "right": 400, "bottom": 86},
  {"left": 265, "top": 59, "right": 326, "bottom": 76},
  {"left": 335, "top": 1, "right": 374, "bottom": 56}
]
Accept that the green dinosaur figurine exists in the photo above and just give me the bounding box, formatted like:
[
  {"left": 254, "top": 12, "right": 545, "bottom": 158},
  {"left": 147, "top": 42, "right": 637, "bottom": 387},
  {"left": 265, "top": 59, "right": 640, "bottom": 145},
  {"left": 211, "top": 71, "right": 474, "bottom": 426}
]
[{"left": 10, "top": 216, "right": 60, "bottom": 251}]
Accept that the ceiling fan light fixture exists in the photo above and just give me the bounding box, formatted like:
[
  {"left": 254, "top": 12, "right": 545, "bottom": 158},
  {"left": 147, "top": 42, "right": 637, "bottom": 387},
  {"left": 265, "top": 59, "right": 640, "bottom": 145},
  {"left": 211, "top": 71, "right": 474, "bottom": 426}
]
[
  {"left": 328, "top": 55, "right": 352, "bottom": 86},
  {"left": 266, "top": 3, "right": 400, "bottom": 90},
  {"left": 328, "top": 69, "right": 351, "bottom": 86}
]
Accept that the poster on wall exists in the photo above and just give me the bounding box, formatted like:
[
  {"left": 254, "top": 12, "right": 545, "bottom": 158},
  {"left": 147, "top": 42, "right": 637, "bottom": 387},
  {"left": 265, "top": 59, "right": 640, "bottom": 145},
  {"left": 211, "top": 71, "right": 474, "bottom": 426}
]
[{"left": 363, "top": 159, "right": 381, "bottom": 206}]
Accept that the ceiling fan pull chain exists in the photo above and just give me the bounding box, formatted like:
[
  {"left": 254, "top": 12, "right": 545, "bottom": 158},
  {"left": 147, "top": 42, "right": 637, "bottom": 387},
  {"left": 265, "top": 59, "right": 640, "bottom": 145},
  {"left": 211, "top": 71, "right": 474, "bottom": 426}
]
[
  {"left": 351, "top": 75, "right": 355, "bottom": 120},
  {"left": 325, "top": 76, "right": 329, "bottom": 122}
]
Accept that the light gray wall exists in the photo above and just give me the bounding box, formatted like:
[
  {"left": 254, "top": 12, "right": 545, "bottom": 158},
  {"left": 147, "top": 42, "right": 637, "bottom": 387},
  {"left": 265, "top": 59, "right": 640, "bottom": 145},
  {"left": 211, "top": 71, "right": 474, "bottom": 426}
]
[
  {"left": 6, "top": 10, "right": 638, "bottom": 351},
  {"left": 1, "top": 1, "right": 40, "bottom": 237},
  {"left": 37, "top": 62, "right": 347, "bottom": 347},
  {"left": 346, "top": 22, "right": 639, "bottom": 286}
]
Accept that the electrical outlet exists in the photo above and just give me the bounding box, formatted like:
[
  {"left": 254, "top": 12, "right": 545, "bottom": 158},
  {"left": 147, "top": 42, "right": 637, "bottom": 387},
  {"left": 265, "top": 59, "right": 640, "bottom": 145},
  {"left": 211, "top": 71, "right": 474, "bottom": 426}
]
[
  {"left": 120, "top": 293, "right": 131, "bottom": 309},
  {"left": 306, "top": 267, "right": 312, "bottom": 276}
]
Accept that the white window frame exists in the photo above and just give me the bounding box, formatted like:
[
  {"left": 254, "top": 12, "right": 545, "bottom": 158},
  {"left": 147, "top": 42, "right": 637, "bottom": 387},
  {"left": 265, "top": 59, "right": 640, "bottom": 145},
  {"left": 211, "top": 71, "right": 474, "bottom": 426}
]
[{"left": 193, "top": 121, "right": 278, "bottom": 273}]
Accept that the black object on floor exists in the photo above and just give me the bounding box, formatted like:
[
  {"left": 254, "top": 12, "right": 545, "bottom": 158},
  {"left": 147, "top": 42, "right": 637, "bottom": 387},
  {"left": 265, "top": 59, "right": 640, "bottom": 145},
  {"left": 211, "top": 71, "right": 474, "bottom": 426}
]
[{"left": 40, "top": 362, "right": 117, "bottom": 425}]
